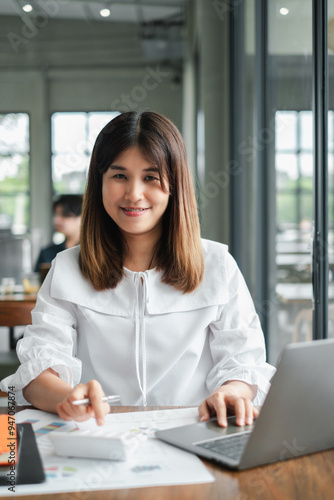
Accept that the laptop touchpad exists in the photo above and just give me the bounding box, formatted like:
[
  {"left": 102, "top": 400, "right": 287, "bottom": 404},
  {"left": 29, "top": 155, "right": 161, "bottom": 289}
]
[{"left": 199, "top": 417, "right": 254, "bottom": 437}]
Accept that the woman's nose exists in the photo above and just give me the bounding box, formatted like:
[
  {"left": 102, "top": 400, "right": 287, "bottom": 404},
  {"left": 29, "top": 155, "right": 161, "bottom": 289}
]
[{"left": 125, "top": 181, "right": 143, "bottom": 202}]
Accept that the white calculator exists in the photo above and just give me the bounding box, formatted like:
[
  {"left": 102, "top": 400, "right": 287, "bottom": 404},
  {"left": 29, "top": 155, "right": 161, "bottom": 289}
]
[{"left": 49, "top": 429, "right": 146, "bottom": 461}]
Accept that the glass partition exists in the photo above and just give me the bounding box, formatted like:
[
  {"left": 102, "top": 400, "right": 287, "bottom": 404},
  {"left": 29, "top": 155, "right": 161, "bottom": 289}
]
[
  {"left": 328, "top": 1, "right": 334, "bottom": 337},
  {"left": 269, "top": 1, "right": 313, "bottom": 362}
]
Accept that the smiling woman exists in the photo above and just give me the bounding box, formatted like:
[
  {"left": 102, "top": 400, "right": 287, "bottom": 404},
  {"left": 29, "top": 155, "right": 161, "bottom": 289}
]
[
  {"left": 1, "top": 111, "right": 275, "bottom": 431},
  {"left": 80, "top": 111, "right": 204, "bottom": 293},
  {"left": 102, "top": 147, "right": 170, "bottom": 271}
]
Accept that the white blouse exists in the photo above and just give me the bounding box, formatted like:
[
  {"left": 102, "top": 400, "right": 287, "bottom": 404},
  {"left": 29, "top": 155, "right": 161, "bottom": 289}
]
[{"left": 1, "top": 239, "right": 275, "bottom": 406}]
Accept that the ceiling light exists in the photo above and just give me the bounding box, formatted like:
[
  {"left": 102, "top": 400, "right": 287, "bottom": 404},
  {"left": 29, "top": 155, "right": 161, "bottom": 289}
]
[
  {"left": 280, "top": 7, "right": 289, "bottom": 16},
  {"left": 22, "top": 4, "right": 33, "bottom": 12},
  {"left": 100, "top": 8, "right": 111, "bottom": 18}
]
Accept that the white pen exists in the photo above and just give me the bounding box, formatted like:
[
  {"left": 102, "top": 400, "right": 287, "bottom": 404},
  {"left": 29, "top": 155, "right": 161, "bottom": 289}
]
[{"left": 72, "top": 395, "right": 121, "bottom": 406}]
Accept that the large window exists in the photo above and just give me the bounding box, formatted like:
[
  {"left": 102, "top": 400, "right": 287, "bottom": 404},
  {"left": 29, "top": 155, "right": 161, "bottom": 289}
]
[
  {"left": 276, "top": 111, "right": 313, "bottom": 234},
  {"left": 275, "top": 111, "right": 313, "bottom": 285},
  {"left": 51, "top": 112, "right": 119, "bottom": 194},
  {"left": 276, "top": 110, "right": 334, "bottom": 284},
  {"left": 231, "top": 1, "right": 334, "bottom": 363},
  {"left": 230, "top": 0, "right": 315, "bottom": 363},
  {"left": 268, "top": 2, "right": 313, "bottom": 361},
  {"left": 0, "top": 113, "right": 30, "bottom": 235},
  {"left": 275, "top": 111, "right": 313, "bottom": 353}
]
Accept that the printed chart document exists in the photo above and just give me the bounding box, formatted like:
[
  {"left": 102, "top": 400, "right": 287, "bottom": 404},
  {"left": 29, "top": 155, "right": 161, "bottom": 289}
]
[{"left": 0, "top": 407, "right": 214, "bottom": 496}]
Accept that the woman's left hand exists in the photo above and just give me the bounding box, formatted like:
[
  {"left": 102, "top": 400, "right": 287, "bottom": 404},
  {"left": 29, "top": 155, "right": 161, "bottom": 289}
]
[{"left": 198, "top": 380, "right": 259, "bottom": 427}]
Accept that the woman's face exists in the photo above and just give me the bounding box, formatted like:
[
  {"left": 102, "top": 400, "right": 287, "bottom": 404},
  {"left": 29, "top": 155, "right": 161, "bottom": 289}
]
[
  {"left": 53, "top": 206, "right": 81, "bottom": 239},
  {"left": 102, "top": 146, "right": 170, "bottom": 242}
]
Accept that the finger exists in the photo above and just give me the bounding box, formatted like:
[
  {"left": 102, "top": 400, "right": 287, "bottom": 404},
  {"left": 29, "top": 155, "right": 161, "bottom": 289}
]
[
  {"left": 244, "top": 399, "right": 254, "bottom": 425},
  {"left": 87, "top": 380, "right": 106, "bottom": 426},
  {"left": 57, "top": 398, "right": 78, "bottom": 421},
  {"left": 211, "top": 394, "right": 228, "bottom": 427},
  {"left": 198, "top": 401, "right": 211, "bottom": 422},
  {"left": 56, "top": 403, "right": 74, "bottom": 421},
  {"left": 58, "top": 398, "right": 94, "bottom": 422},
  {"left": 252, "top": 405, "right": 260, "bottom": 419},
  {"left": 234, "top": 397, "right": 246, "bottom": 426},
  {"left": 57, "top": 384, "right": 95, "bottom": 422}
]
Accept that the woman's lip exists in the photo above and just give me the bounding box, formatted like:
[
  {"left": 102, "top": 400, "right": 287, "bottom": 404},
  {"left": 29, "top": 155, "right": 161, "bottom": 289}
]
[{"left": 120, "top": 207, "right": 149, "bottom": 217}]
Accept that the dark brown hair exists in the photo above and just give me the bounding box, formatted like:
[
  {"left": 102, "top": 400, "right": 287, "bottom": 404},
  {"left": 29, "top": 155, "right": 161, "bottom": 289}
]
[
  {"left": 79, "top": 111, "right": 204, "bottom": 293},
  {"left": 53, "top": 194, "right": 83, "bottom": 217}
]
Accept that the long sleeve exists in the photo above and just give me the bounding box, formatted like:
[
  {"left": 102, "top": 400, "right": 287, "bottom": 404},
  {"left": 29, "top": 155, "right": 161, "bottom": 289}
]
[
  {"left": 206, "top": 251, "right": 276, "bottom": 406},
  {"left": 0, "top": 264, "right": 82, "bottom": 404},
  {"left": 1, "top": 242, "right": 275, "bottom": 407}
]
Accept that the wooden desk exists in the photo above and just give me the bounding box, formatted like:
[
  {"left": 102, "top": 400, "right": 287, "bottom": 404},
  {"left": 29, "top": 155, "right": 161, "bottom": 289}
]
[
  {"left": 3, "top": 405, "right": 334, "bottom": 500},
  {"left": 0, "top": 294, "right": 37, "bottom": 349}
]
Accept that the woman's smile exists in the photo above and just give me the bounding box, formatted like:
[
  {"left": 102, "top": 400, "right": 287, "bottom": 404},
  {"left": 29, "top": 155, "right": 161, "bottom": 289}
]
[
  {"left": 120, "top": 207, "right": 150, "bottom": 216},
  {"left": 102, "top": 146, "right": 169, "bottom": 240}
]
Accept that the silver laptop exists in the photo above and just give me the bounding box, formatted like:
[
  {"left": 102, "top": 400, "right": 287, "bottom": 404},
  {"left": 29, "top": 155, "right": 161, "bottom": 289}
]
[{"left": 156, "top": 338, "right": 334, "bottom": 470}]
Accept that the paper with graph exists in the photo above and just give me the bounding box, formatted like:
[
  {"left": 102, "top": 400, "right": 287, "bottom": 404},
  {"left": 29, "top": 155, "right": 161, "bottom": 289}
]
[{"left": 0, "top": 407, "right": 214, "bottom": 495}]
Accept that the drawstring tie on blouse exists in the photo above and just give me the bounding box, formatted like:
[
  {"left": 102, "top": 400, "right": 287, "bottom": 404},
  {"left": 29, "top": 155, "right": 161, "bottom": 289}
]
[{"left": 134, "top": 272, "right": 148, "bottom": 406}]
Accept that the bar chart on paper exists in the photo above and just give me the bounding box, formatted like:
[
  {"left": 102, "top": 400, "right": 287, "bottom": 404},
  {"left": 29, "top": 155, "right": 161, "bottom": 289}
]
[{"left": 0, "top": 408, "right": 214, "bottom": 496}]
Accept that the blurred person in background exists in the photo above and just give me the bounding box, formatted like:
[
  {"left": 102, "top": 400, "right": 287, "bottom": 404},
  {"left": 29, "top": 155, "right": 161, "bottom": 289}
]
[{"left": 35, "top": 194, "right": 83, "bottom": 274}]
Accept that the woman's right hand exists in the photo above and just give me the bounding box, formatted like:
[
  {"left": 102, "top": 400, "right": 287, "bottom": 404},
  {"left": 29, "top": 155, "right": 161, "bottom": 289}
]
[{"left": 56, "top": 379, "right": 110, "bottom": 426}]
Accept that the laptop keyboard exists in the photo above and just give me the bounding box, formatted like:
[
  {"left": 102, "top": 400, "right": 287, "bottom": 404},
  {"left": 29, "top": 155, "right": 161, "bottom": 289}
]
[{"left": 196, "top": 432, "right": 250, "bottom": 461}]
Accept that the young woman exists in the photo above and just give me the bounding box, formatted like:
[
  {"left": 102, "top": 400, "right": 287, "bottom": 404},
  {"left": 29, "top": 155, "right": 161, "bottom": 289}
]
[{"left": 1, "top": 111, "right": 275, "bottom": 427}]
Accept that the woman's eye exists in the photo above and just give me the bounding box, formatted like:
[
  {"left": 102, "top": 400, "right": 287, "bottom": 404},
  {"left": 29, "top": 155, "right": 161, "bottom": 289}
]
[
  {"left": 114, "top": 174, "right": 126, "bottom": 179},
  {"left": 145, "top": 175, "right": 159, "bottom": 181}
]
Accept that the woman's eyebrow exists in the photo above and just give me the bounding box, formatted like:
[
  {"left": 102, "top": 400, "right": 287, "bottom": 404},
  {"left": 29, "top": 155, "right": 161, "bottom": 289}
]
[
  {"left": 109, "top": 165, "right": 126, "bottom": 171},
  {"left": 143, "top": 167, "right": 160, "bottom": 173},
  {"left": 108, "top": 165, "right": 160, "bottom": 173}
]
